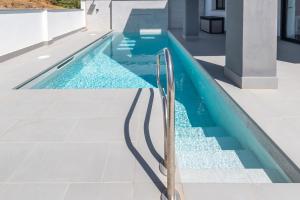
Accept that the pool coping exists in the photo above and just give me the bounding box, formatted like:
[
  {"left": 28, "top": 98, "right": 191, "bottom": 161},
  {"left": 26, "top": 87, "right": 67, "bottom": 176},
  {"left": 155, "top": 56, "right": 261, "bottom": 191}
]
[
  {"left": 0, "top": 30, "right": 112, "bottom": 89},
  {"left": 15, "top": 31, "right": 113, "bottom": 89}
]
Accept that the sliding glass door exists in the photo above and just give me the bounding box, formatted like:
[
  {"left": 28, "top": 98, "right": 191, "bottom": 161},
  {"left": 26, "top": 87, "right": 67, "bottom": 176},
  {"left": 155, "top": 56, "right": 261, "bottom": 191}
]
[{"left": 282, "top": 0, "right": 300, "bottom": 43}]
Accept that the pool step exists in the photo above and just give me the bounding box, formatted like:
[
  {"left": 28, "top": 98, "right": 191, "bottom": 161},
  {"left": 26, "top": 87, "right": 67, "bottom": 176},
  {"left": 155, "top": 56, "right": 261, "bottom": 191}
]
[
  {"left": 176, "top": 149, "right": 262, "bottom": 169},
  {"left": 178, "top": 168, "right": 273, "bottom": 183},
  {"left": 176, "top": 127, "right": 228, "bottom": 137},
  {"left": 176, "top": 136, "right": 243, "bottom": 151},
  {"left": 174, "top": 126, "right": 282, "bottom": 183}
]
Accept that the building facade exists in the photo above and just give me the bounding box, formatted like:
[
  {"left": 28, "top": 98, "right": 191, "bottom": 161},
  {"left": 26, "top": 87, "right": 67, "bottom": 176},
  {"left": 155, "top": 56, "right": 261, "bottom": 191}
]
[
  {"left": 82, "top": 0, "right": 299, "bottom": 89},
  {"left": 202, "top": 0, "right": 300, "bottom": 44}
]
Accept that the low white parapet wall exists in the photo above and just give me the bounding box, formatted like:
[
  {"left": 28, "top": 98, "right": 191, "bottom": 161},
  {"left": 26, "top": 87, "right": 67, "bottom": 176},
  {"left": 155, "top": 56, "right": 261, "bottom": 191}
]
[
  {"left": 0, "top": 9, "right": 86, "bottom": 61},
  {"left": 83, "top": 0, "right": 168, "bottom": 33},
  {"left": 111, "top": 1, "right": 168, "bottom": 32}
]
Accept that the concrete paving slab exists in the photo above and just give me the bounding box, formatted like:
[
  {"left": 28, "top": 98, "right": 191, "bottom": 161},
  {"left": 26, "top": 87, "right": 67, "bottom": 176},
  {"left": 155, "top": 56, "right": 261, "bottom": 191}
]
[
  {"left": 64, "top": 183, "right": 133, "bottom": 200},
  {"left": 67, "top": 117, "right": 140, "bottom": 142},
  {"left": 10, "top": 143, "right": 109, "bottom": 182},
  {"left": 101, "top": 142, "right": 136, "bottom": 182},
  {"left": 0, "top": 118, "right": 18, "bottom": 136},
  {"left": 0, "top": 119, "right": 76, "bottom": 142},
  {"left": 0, "top": 88, "right": 172, "bottom": 200},
  {"left": 0, "top": 183, "right": 67, "bottom": 200},
  {"left": 0, "top": 143, "right": 35, "bottom": 181}
]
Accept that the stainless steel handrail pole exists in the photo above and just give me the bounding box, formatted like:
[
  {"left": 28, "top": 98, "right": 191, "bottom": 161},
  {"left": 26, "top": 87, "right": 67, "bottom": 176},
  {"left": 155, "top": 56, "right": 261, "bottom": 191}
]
[
  {"left": 156, "top": 48, "right": 180, "bottom": 200},
  {"left": 157, "top": 54, "right": 168, "bottom": 176}
]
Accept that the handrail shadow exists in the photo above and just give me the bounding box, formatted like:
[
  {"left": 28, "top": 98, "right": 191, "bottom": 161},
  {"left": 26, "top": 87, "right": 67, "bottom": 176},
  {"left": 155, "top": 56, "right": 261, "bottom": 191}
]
[
  {"left": 144, "top": 88, "right": 164, "bottom": 164},
  {"left": 124, "top": 88, "right": 165, "bottom": 193}
]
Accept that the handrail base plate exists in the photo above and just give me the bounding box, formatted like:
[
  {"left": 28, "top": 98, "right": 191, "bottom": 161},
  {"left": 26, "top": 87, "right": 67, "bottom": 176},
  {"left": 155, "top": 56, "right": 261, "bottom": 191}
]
[{"left": 161, "top": 190, "right": 181, "bottom": 200}]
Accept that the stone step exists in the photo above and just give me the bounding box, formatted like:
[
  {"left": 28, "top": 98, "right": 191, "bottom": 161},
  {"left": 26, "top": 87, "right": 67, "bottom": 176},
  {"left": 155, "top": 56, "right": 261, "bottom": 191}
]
[
  {"left": 176, "top": 127, "right": 228, "bottom": 137},
  {"left": 178, "top": 168, "right": 274, "bottom": 183},
  {"left": 176, "top": 136, "right": 243, "bottom": 152},
  {"left": 176, "top": 150, "right": 262, "bottom": 169}
]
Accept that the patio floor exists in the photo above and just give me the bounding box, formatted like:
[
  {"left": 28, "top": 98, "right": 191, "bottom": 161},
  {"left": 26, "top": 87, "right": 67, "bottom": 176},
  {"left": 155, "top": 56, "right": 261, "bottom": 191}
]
[
  {"left": 0, "top": 89, "right": 181, "bottom": 200},
  {"left": 0, "top": 31, "right": 188, "bottom": 200},
  {"left": 0, "top": 31, "right": 186, "bottom": 199},
  {"left": 0, "top": 29, "right": 300, "bottom": 199}
]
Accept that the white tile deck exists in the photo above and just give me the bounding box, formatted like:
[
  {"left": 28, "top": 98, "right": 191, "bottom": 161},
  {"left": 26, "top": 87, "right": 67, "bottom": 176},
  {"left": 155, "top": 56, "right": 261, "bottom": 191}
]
[{"left": 0, "top": 89, "right": 172, "bottom": 200}]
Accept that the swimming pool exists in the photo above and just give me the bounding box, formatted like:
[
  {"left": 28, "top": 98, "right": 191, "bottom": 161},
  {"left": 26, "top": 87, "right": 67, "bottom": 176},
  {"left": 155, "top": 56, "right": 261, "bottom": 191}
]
[{"left": 21, "top": 32, "right": 295, "bottom": 183}]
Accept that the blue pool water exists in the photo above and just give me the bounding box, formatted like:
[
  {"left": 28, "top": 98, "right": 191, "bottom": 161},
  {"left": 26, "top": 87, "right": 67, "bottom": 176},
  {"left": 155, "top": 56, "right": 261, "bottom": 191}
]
[
  {"left": 33, "top": 33, "right": 215, "bottom": 128},
  {"left": 29, "top": 32, "right": 292, "bottom": 183}
]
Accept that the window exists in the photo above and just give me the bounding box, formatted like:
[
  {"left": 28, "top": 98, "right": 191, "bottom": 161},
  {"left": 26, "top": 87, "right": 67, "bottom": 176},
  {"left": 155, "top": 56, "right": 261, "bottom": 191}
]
[
  {"left": 216, "top": 0, "right": 225, "bottom": 10},
  {"left": 282, "top": 0, "right": 300, "bottom": 43}
]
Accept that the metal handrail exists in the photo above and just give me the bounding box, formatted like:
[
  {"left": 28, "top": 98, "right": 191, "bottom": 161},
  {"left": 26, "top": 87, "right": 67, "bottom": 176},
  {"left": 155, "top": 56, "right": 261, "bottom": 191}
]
[
  {"left": 156, "top": 48, "right": 180, "bottom": 200},
  {"left": 157, "top": 50, "right": 168, "bottom": 177}
]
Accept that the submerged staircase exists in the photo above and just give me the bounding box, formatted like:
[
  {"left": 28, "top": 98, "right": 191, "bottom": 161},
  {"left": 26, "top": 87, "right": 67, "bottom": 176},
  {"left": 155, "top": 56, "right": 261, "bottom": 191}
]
[{"left": 175, "top": 126, "right": 282, "bottom": 183}]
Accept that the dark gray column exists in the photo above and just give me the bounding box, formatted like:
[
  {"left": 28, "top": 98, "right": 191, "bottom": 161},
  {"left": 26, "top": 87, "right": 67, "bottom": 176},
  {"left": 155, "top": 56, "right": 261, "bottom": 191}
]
[
  {"left": 183, "top": 0, "right": 200, "bottom": 39},
  {"left": 225, "top": 0, "right": 278, "bottom": 89}
]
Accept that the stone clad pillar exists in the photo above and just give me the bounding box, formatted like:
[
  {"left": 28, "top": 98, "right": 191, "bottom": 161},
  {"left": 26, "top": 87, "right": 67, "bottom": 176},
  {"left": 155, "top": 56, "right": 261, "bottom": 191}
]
[
  {"left": 183, "top": 0, "right": 200, "bottom": 39},
  {"left": 225, "top": 0, "right": 278, "bottom": 89}
]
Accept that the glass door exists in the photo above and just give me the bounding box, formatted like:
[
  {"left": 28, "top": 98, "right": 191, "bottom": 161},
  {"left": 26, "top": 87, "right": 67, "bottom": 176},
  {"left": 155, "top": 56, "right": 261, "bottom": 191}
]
[{"left": 282, "top": 0, "right": 300, "bottom": 43}]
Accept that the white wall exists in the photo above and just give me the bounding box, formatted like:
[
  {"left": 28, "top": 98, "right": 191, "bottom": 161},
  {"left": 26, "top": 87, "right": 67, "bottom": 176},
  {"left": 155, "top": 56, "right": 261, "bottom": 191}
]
[
  {"left": 0, "top": 9, "right": 86, "bottom": 58},
  {"left": 83, "top": 0, "right": 168, "bottom": 32},
  {"left": 112, "top": 1, "right": 168, "bottom": 32},
  {"left": 84, "top": 0, "right": 111, "bottom": 31},
  {"left": 0, "top": 10, "right": 44, "bottom": 57},
  {"left": 48, "top": 10, "right": 85, "bottom": 39}
]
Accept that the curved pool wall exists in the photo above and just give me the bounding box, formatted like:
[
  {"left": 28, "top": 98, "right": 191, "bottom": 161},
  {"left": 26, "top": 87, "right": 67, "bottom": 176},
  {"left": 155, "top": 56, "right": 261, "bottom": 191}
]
[{"left": 168, "top": 32, "right": 299, "bottom": 182}]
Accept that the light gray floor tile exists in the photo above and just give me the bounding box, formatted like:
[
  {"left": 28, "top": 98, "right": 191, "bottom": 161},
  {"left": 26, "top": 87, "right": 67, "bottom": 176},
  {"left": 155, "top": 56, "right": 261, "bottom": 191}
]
[
  {"left": 40, "top": 101, "right": 111, "bottom": 119},
  {"left": 0, "top": 118, "right": 18, "bottom": 136},
  {"left": 0, "top": 101, "right": 49, "bottom": 119},
  {"left": 10, "top": 143, "right": 109, "bottom": 182},
  {"left": 133, "top": 149, "right": 166, "bottom": 184},
  {"left": 64, "top": 183, "right": 133, "bottom": 200},
  {"left": 0, "top": 183, "right": 67, "bottom": 200},
  {"left": 0, "top": 143, "right": 34, "bottom": 181},
  {"left": 101, "top": 142, "right": 136, "bottom": 182},
  {"left": 0, "top": 119, "right": 76, "bottom": 141},
  {"left": 133, "top": 182, "right": 162, "bottom": 200},
  {"left": 67, "top": 117, "right": 141, "bottom": 142}
]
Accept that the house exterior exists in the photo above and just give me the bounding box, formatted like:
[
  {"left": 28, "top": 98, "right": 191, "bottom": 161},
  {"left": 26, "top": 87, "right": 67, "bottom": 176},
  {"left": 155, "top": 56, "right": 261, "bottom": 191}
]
[
  {"left": 202, "top": 0, "right": 300, "bottom": 43},
  {"left": 82, "top": 0, "right": 299, "bottom": 90},
  {"left": 82, "top": 0, "right": 300, "bottom": 45}
]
